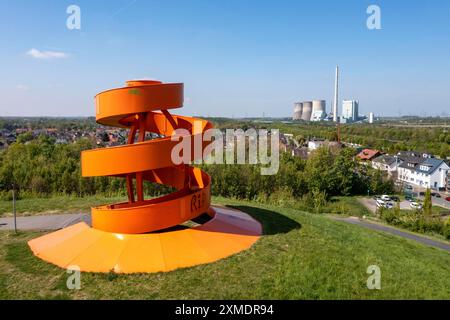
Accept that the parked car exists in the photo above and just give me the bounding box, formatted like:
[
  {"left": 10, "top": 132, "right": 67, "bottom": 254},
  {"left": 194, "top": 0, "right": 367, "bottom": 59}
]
[
  {"left": 431, "top": 193, "right": 441, "bottom": 198},
  {"left": 404, "top": 185, "right": 413, "bottom": 190},
  {"left": 446, "top": 196, "right": 450, "bottom": 202},
  {"left": 373, "top": 195, "right": 381, "bottom": 200},
  {"left": 381, "top": 195, "right": 391, "bottom": 201},
  {"left": 385, "top": 202, "right": 394, "bottom": 209},
  {"left": 390, "top": 196, "right": 400, "bottom": 202},
  {"left": 376, "top": 199, "right": 386, "bottom": 208},
  {"left": 405, "top": 196, "right": 413, "bottom": 202},
  {"left": 419, "top": 192, "right": 425, "bottom": 196},
  {"left": 410, "top": 202, "right": 423, "bottom": 210}
]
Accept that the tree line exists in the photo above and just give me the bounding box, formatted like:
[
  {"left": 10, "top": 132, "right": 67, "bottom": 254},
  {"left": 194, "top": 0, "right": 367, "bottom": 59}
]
[{"left": 0, "top": 133, "right": 393, "bottom": 201}]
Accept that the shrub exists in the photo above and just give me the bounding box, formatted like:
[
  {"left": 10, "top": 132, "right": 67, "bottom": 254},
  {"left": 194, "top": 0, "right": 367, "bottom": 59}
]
[
  {"left": 444, "top": 217, "right": 450, "bottom": 240},
  {"left": 381, "top": 209, "right": 401, "bottom": 225}
]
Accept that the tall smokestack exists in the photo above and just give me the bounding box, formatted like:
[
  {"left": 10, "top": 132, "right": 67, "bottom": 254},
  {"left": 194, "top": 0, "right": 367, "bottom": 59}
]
[{"left": 333, "top": 66, "right": 339, "bottom": 122}]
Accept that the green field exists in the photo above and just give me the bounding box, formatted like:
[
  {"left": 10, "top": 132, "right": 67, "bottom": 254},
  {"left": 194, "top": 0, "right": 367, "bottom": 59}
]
[{"left": 0, "top": 199, "right": 449, "bottom": 299}]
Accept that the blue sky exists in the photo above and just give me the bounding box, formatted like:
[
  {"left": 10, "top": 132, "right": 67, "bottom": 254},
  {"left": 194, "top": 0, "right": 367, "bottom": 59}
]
[{"left": 0, "top": 0, "right": 449, "bottom": 117}]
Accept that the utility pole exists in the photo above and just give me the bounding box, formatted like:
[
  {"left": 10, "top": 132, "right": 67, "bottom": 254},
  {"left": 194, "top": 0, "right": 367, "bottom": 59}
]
[
  {"left": 12, "top": 184, "right": 17, "bottom": 233},
  {"left": 336, "top": 122, "right": 341, "bottom": 143}
]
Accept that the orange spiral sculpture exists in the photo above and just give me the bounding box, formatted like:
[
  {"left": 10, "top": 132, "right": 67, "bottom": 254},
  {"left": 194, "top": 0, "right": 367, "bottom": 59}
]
[
  {"left": 28, "top": 80, "right": 262, "bottom": 273},
  {"left": 82, "top": 80, "right": 212, "bottom": 234}
]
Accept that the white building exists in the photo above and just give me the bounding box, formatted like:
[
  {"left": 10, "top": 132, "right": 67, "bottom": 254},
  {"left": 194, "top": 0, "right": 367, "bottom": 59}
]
[
  {"left": 369, "top": 112, "right": 374, "bottom": 124},
  {"left": 372, "top": 154, "right": 402, "bottom": 174},
  {"left": 397, "top": 157, "right": 450, "bottom": 189},
  {"left": 341, "top": 100, "right": 359, "bottom": 123},
  {"left": 311, "top": 110, "right": 327, "bottom": 121},
  {"left": 308, "top": 139, "right": 326, "bottom": 151}
]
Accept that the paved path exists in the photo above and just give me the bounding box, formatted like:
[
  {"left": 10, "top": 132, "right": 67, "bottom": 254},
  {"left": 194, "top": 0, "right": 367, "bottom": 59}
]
[
  {"left": 333, "top": 216, "right": 450, "bottom": 252},
  {"left": 0, "top": 213, "right": 91, "bottom": 231}
]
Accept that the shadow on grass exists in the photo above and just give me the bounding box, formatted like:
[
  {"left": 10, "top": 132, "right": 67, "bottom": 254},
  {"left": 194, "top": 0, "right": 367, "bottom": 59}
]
[{"left": 227, "top": 205, "right": 301, "bottom": 235}]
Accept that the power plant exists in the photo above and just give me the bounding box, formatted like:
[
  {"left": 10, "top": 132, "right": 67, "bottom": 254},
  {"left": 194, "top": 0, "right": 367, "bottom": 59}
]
[{"left": 292, "top": 66, "right": 375, "bottom": 123}]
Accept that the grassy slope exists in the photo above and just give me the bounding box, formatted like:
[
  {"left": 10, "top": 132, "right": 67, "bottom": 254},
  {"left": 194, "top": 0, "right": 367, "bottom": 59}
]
[
  {"left": 0, "top": 195, "right": 127, "bottom": 217},
  {"left": 0, "top": 195, "right": 373, "bottom": 217},
  {"left": 0, "top": 199, "right": 449, "bottom": 299}
]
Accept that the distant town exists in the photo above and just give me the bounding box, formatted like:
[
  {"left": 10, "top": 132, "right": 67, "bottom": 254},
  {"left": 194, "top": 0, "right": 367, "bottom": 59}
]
[{"left": 279, "top": 133, "right": 450, "bottom": 194}]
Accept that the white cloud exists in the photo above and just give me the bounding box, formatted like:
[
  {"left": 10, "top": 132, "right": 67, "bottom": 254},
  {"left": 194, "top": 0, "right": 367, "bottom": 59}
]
[
  {"left": 16, "top": 84, "right": 30, "bottom": 90},
  {"left": 26, "top": 48, "right": 69, "bottom": 59}
]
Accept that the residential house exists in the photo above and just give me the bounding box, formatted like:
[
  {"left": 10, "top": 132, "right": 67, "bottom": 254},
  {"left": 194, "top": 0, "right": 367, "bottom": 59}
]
[
  {"left": 397, "top": 150, "right": 434, "bottom": 160},
  {"left": 371, "top": 154, "right": 402, "bottom": 174},
  {"left": 356, "top": 148, "right": 381, "bottom": 162},
  {"left": 398, "top": 156, "right": 450, "bottom": 189}
]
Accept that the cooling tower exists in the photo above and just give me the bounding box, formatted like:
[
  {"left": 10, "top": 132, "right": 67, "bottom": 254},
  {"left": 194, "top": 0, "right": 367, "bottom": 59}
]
[
  {"left": 300, "top": 101, "right": 312, "bottom": 121},
  {"left": 293, "top": 102, "right": 303, "bottom": 120},
  {"left": 312, "top": 100, "right": 326, "bottom": 114},
  {"left": 311, "top": 100, "right": 326, "bottom": 121}
]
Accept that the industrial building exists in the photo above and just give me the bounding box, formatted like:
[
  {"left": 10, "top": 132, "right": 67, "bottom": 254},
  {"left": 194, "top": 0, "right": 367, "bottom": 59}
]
[{"left": 341, "top": 100, "right": 359, "bottom": 123}]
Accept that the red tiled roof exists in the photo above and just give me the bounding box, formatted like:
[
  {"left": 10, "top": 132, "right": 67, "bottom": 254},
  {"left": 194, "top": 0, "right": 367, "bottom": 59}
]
[{"left": 357, "top": 148, "right": 380, "bottom": 160}]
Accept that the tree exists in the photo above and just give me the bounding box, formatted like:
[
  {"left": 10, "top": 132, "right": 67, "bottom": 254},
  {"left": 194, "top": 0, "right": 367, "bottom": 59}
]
[
  {"left": 16, "top": 132, "right": 34, "bottom": 144},
  {"left": 423, "top": 188, "right": 432, "bottom": 216},
  {"left": 332, "top": 147, "right": 358, "bottom": 196},
  {"left": 305, "top": 146, "right": 337, "bottom": 197}
]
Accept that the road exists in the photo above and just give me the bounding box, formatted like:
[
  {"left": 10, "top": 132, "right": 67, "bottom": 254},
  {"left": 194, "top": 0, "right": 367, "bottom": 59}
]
[
  {"left": 416, "top": 194, "right": 450, "bottom": 209},
  {"left": 333, "top": 216, "right": 450, "bottom": 252},
  {"left": 0, "top": 213, "right": 90, "bottom": 231}
]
